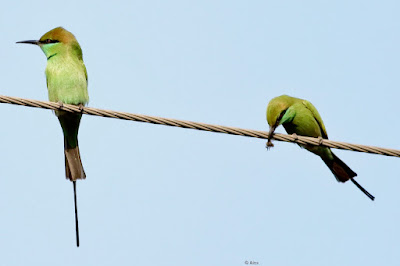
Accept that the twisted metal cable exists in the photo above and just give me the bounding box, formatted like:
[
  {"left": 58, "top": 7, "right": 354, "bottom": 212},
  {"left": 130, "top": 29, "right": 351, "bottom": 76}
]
[{"left": 1, "top": 94, "right": 399, "bottom": 157}]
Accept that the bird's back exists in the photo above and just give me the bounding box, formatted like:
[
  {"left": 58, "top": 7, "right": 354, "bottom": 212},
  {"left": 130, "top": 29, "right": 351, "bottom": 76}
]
[{"left": 283, "top": 102, "right": 324, "bottom": 138}]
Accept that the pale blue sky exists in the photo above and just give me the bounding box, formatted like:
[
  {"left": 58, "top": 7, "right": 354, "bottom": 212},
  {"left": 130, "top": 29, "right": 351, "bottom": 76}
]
[{"left": 1, "top": 0, "right": 399, "bottom": 265}]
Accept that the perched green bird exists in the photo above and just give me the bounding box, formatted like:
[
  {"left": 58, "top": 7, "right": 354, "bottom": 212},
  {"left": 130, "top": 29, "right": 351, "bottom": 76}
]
[
  {"left": 17, "top": 27, "right": 89, "bottom": 246},
  {"left": 266, "top": 95, "right": 374, "bottom": 200}
]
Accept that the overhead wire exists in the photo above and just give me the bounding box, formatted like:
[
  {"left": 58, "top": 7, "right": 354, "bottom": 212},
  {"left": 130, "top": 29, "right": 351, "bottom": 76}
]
[{"left": 1, "top": 94, "right": 399, "bottom": 158}]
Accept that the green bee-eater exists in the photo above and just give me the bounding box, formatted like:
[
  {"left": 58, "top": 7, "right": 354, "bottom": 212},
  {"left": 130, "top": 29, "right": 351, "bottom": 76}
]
[
  {"left": 266, "top": 95, "right": 374, "bottom": 200},
  {"left": 17, "top": 27, "right": 89, "bottom": 246}
]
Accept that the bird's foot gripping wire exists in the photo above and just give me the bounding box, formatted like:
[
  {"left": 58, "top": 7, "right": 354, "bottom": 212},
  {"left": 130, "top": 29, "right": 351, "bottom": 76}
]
[
  {"left": 291, "top": 133, "right": 299, "bottom": 142},
  {"left": 78, "top": 103, "right": 84, "bottom": 113},
  {"left": 57, "top": 101, "right": 64, "bottom": 110}
]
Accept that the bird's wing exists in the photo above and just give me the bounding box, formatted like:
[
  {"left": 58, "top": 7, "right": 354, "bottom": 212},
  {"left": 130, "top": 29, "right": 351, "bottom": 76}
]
[{"left": 302, "top": 100, "right": 329, "bottom": 139}]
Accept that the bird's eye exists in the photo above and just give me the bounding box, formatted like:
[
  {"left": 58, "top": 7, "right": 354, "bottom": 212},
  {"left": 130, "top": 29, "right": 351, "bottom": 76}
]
[{"left": 45, "top": 39, "right": 52, "bottom": 43}]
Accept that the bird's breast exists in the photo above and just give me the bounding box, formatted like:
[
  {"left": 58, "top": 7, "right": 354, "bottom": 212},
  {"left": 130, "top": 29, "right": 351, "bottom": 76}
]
[{"left": 45, "top": 57, "right": 88, "bottom": 105}]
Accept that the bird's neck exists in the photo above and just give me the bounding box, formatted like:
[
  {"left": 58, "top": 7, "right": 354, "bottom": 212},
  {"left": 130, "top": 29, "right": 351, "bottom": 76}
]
[{"left": 41, "top": 43, "right": 81, "bottom": 62}]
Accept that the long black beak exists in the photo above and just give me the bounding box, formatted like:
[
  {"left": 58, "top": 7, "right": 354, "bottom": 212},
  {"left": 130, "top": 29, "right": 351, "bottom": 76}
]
[
  {"left": 266, "top": 125, "right": 277, "bottom": 148},
  {"left": 16, "top": 40, "right": 39, "bottom": 45}
]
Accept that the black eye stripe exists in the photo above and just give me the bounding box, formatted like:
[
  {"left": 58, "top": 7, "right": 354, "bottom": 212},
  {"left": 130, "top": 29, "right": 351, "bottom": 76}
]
[
  {"left": 274, "top": 109, "right": 287, "bottom": 126},
  {"left": 40, "top": 39, "right": 59, "bottom": 44},
  {"left": 278, "top": 110, "right": 287, "bottom": 120}
]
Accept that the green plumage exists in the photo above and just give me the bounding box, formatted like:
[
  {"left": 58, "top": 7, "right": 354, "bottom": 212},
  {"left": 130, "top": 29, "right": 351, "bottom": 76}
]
[
  {"left": 44, "top": 42, "right": 88, "bottom": 105},
  {"left": 18, "top": 26, "right": 90, "bottom": 246},
  {"left": 266, "top": 95, "right": 374, "bottom": 200},
  {"left": 268, "top": 95, "right": 333, "bottom": 161},
  {"left": 17, "top": 27, "right": 88, "bottom": 180},
  {"left": 38, "top": 27, "right": 88, "bottom": 181}
]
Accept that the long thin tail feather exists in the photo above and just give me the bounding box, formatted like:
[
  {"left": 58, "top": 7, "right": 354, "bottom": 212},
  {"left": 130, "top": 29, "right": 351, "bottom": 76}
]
[
  {"left": 56, "top": 110, "right": 85, "bottom": 246},
  {"left": 322, "top": 152, "right": 374, "bottom": 200},
  {"left": 351, "top": 178, "right": 375, "bottom": 201},
  {"left": 73, "top": 181, "right": 80, "bottom": 247}
]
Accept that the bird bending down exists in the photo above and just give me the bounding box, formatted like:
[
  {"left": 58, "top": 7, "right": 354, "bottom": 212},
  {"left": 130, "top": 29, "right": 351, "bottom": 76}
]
[
  {"left": 266, "top": 95, "right": 374, "bottom": 200},
  {"left": 17, "top": 27, "right": 89, "bottom": 246}
]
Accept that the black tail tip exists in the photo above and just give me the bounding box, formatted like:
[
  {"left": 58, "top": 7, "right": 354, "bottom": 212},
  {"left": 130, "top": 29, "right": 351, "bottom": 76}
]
[{"left": 350, "top": 178, "right": 375, "bottom": 201}]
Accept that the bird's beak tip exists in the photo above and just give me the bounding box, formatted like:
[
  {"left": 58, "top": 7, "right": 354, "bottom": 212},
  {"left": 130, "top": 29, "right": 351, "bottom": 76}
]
[{"left": 16, "top": 40, "right": 39, "bottom": 45}]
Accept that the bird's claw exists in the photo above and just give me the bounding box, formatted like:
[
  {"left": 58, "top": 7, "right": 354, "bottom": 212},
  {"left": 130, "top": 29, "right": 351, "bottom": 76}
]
[
  {"left": 266, "top": 140, "right": 274, "bottom": 150},
  {"left": 57, "top": 101, "right": 64, "bottom": 109},
  {"left": 78, "top": 103, "right": 84, "bottom": 112}
]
